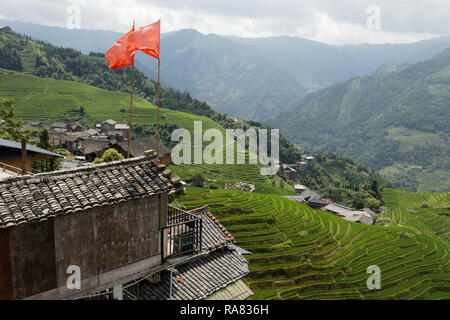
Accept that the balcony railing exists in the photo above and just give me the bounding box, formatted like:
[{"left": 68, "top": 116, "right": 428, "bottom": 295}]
[{"left": 163, "top": 205, "right": 202, "bottom": 259}]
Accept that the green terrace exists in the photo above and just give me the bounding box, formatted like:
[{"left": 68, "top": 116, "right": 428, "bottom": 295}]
[{"left": 174, "top": 187, "right": 450, "bottom": 300}]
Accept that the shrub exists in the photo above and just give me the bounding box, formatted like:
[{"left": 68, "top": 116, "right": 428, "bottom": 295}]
[
  {"left": 93, "top": 148, "right": 124, "bottom": 164},
  {"left": 191, "top": 173, "right": 205, "bottom": 187}
]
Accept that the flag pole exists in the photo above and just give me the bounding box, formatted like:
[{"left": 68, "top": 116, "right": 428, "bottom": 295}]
[
  {"left": 127, "top": 20, "right": 135, "bottom": 159},
  {"left": 156, "top": 57, "right": 160, "bottom": 158}
]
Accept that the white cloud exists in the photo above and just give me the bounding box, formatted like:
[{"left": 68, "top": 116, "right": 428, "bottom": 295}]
[{"left": 0, "top": 0, "right": 447, "bottom": 44}]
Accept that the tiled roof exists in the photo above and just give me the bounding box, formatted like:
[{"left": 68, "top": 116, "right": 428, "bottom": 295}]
[
  {"left": 81, "top": 139, "right": 110, "bottom": 154},
  {"left": 188, "top": 205, "right": 235, "bottom": 251},
  {"left": 117, "top": 135, "right": 171, "bottom": 158},
  {"left": 0, "top": 156, "right": 182, "bottom": 229},
  {"left": 114, "top": 124, "right": 129, "bottom": 130},
  {"left": 139, "top": 249, "right": 250, "bottom": 300},
  {"left": 324, "top": 203, "right": 354, "bottom": 216},
  {"left": 50, "top": 122, "right": 68, "bottom": 128},
  {"left": 0, "top": 138, "right": 63, "bottom": 159},
  {"left": 205, "top": 279, "right": 253, "bottom": 300}
]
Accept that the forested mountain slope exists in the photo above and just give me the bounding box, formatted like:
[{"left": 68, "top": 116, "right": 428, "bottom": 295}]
[
  {"left": 268, "top": 48, "right": 450, "bottom": 192},
  {"left": 2, "top": 19, "right": 450, "bottom": 121}
]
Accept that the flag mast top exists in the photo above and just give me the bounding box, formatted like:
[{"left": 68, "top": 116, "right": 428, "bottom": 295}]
[
  {"left": 105, "top": 19, "right": 161, "bottom": 159},
  {"left": 127, "top": 19, "right": 135, "bottom": 159}
]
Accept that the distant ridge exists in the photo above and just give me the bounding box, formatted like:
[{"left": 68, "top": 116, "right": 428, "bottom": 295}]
[{"left": 2, "top": 19, "right": 450, "bottom": 121}]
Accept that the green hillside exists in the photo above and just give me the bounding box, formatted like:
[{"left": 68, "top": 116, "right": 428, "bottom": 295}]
[
  {"left": 0, "top": 28, "right": 388, "bottom": 201},
  {"left": 269, "top": 48, "right": 450, "bottom": 192},
  {"left": 174, "top": 187, "right": 450, "bottom": 300},
  {"left": 0, "top": 69, "right": 278, "bottom": 188},
  {"left": 4, "top": 20, "right": 450, "bottom": 121},
  {"left": 0, "top": 69, "right": 222, "bottom": 132}
]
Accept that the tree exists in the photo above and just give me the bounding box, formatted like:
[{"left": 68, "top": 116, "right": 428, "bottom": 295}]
[
  {"left": 191, "top": 173, "right": 205, "bottom": 187},
  {"left": 31, "top": 128, "right": 62, "bottom": 173},
  {"left": 37, "top": 128, "right": 51, "bottom": 149},
  {"left": 0, "top": 95, "right": 37, "bottom": 141},
  {"left": 93, "top": 148, "right": 124, "bottom": 164}
]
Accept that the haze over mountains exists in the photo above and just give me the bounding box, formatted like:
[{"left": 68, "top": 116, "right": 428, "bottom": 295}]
[
  {"left": 1, "top": 19, "right": 449, "bottom": 192},
  {"left": 268, "top": 48, "right": 450, "bottom": 192},
  {"left": 2, "top": 19, "right": 450, "bottom": 121}
]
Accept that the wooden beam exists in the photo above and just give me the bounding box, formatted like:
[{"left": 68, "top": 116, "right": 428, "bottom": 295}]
[{"left": 21, "top": 138, "right": 27, "bottom": 175}]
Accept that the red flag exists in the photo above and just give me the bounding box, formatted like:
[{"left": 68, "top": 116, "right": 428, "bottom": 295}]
[
  {"left": 105, "top": 26, "right": 136, "bottom": 69},
  {"left": 134, "top": 20, "right": 160, "bottom": 59}
]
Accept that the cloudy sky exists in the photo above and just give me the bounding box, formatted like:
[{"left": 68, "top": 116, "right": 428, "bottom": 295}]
[{"left": 0, "top": 0, "right": 449, "bottom": 44}]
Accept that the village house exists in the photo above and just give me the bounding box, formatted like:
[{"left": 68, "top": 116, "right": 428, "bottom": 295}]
[
  {"left": 23, "top": 121, "right": 43, "bottom": 130},
  {"left": 0, "top": 138, "right": 62, "bottom": 176},
  {"left": 283, "top": 188, "right": 329, "bottom": 209},
  {"left": 304, "top": 156, "right": 315, "bottom": 168},
  {"left": 100, "top": 119, "right": 116, "bottom": 133},
  {"left": 114, "top": 123, "right": 129, "bottom": 136},
  {"left": 110, "top": 135, "right": 171, "bottom": 164},
  {"left": 123, "top": 205, "right": 253, "bottom": 300},
  {"left": 324, "top": 203, "right": 376, "bottom": 225},
  {"left": 0, "top": 155, "right": 251, "bottom": 300},
  {"left": 225, "top": 182, "right": 255, "bottom": 193},
  {"left": 296, "top": 161, "right": 308, "bottom": 171},
  {"left": 98, "top": 120, "right": 129, "bottom": 135},
  {"left": 69, "top": 124, "right": 82, "bottom": 132},
  {"left": 50, "top": 122, "right": 69, "bottom": 132},
  {"left": 0, "top": 155, "right": 181, "bottom": 299},
  {"left": 283, "top": 164, "right": 298, "bottom": 181},
  {"left": 294, "top": 184, "right": 307, "bottom": 193}
]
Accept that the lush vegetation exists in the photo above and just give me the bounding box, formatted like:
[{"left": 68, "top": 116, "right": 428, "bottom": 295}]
[
  {"left": 93, "top": 148, "right": 124, "bottom": 164},
  {"left": 174, "top": 187, "right": 450, "bottom": 300},
  {"left": 292, "top": 152, "right": 387, "bottom": 209},
  {"left": 0, "top": 29, "right": 386, "bottom": 204},
  {"left": 269, "top": 49, "right": 450, "bottom": 192},
  {"left": 6, "top": 20, "right": 450, "bottom": 122}
]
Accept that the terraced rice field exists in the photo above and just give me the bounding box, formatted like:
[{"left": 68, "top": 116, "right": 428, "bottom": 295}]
[
  {"left": 175, "top": 187, "right": 450, "bottom": 300},
  {"left": 0, "top": 71, "right": 276, "bottom": 189}
]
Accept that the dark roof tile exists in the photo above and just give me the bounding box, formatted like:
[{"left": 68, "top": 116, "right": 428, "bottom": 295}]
[
  {"left": 139, "top": 249, "right": 249, "bottom": 300},
  {"left": 0, "top": 156, "right": 182, "bottom": 229}
]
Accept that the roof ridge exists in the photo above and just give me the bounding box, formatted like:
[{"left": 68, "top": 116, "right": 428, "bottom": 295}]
[{"left": 0, "top": 155, "right": 155, "bottom": 185}]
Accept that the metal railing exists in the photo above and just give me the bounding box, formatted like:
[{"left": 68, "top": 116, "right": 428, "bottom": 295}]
[{"left": 163, "top": 205, "right": 202, "bottom": 259}]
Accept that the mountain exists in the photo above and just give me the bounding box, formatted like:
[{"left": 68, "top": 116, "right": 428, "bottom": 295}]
[
  {"left": 0, "top": 28, "right": 387, "bottom": 207},
  {"left": 268, "top": 48, "right": 450, "bottom": 192},
  {"left": 2, "top": 20, "right": 450, "bottom": 121}
]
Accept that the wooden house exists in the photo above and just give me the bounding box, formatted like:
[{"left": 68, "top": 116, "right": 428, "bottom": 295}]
[
  {"left": 0, "top": 155, "right": 184, "bottom": 299},
  {"left": 0, "top": 138, "right": 62, "bottom": 174}
]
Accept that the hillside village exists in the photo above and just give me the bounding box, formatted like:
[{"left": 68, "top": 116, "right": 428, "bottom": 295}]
[{"left": 24, "top": 119, "right": 171, "bottom": 164}]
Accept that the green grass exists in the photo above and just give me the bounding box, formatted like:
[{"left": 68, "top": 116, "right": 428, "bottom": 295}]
[
  {"left": 0, "top": 70, "right": 295, "bottom": 192},
  {"left": 0, "top": 71, "right": 222, "bottom": 132},
  {"left": 175, "top": 187, "right": 450, "bottom": 300}
]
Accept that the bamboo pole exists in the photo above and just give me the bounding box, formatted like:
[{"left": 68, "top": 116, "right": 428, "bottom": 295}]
[
  {"left": 127, "top": 64, "right": 134, "bottom": 159},
  {"left": 156, "top": 58, "right": 160, "bottom": 157},
  {"left": 127, "top": 20, "right": 135, "bottom": 159},
  {"left": 21, "top": 137, "right": 27, "bottom": 175}
]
